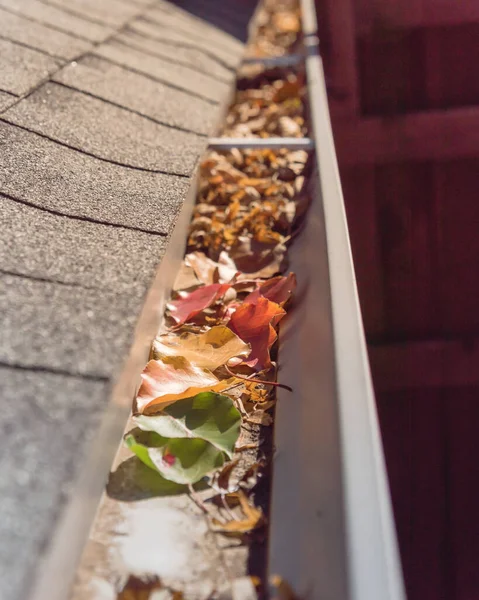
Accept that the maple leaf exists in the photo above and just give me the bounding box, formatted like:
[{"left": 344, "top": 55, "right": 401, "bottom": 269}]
[
  {"left": 152, "top": 326, "right": 251, "bottom": 370},
  {"left": 228, "top": 297, "right": 285, "bottom": 370},
  {"left": 136, "top": 356, "right": 234, "bottom": 414},
  {"left": 245, "top": 272, "right": 296, "bottom": 306},
  {"left": 167, "top": 283, "right": 230, "bottom": 325}
]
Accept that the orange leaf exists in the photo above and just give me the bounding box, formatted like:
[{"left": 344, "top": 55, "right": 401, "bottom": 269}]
[
  {"left": 167, "top": 283, "right": 230, "bottom": 324},
  {"left": 245, "top": 273, "right": 296, "bottom": 306},
  {"left": 228, "top": 297, "right": 285, "bottom": 370},
  {"left": 136, "top": 356, "right": 234, "bottom": 413},
  {"left": 212, "top": 490, "right": 264, "bottom": 534}
]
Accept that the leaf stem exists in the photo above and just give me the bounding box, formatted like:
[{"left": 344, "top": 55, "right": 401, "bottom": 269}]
[{"left": 225, "top": 365, "right": 293, "bottom": 392}]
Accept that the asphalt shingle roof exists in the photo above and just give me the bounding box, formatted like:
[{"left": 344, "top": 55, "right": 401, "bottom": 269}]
[{"left": 0, "top": 0, "right": 257, "bottom": 597}]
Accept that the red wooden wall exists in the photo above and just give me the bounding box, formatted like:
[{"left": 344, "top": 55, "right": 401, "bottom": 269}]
[{"left": 318, "top": 1, "right": 479, "bottom": 598}]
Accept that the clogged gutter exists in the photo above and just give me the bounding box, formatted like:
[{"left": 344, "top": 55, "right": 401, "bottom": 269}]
[{"left": 104, "top": 2, "right": 308, "bottom": 598}]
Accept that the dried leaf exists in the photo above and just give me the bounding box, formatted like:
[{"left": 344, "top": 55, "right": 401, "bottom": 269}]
[
  {"left": 185, "top": 251, "right": 237, "bottom": 285},
  {"left": 245, "top": 273, "right": 296, "bottom": 306},
  {"left": 216, "top": 456, "right": 241, "bottom": 492},
  {"left": 167, "top": 283, "right": 230, "bottom": 325},
  {"left": 212, "top": 490, "right": 264, "bottom": 533},
  {"left": 136, "top": 356, "right": 234, "bottom": 413},
  {"left": 152, "top": 326, "right": 251, "bottom": 371},
  {"left": 228, "top": 297, "right": 285, "bottom": 370}
]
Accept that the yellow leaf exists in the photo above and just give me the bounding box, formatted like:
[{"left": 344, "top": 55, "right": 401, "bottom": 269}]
[
  {"left": 212, "top": 490, "right": 264, "bottom": 534},
  {"left": 136, "top": 356, "right": 235, "bottom": 414},
  {"left": 152, "top": 326, "right": 251, "bottom": 371}
]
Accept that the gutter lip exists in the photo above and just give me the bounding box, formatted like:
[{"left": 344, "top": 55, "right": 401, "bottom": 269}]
[{"left": 268, "top": 1, "right": 406, "bottom": 599}]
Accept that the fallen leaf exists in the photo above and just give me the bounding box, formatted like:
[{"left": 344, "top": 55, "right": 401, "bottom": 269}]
[
  {"left": 152, "top": 326, "right": 251, "bottom": 371},
  {"left": 117, "top": 575, "right": 163, "bottom": 600},
  {"left": 216, "top": 456, "right": 241, "bottom": 492},
  {"left": 185, "top": 251, "right": 237, "bottom": 285},
  {"left": 167, "top": 283, "right": 230, "bottom": 325},
  {"left": 136, "top": 356, "right": 234, "bottom": 413},
  {"left": 135, "top": 392, "right": 241, "bottom": 459},
  {"left": 245, "top": 410, "right": 273, "bottom": 426},
  {"left": 125, "top": 429, "right": 225, "bottom": 485},
  {"left": 245, "top": 273, "right": 296, "bottom": 306},
  {"left": 228, "top": 297, "right": 285, "bottom": 370},
  {"left": 212, "top": 490, "right": 264, "bottom": 533}
]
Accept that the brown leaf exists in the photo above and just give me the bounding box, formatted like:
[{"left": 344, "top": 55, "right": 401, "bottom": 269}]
[
  {"left": 212, "top": 490, "right": 264, "bottom": 533},
  {"left": 136, "top": 357, "right": 234, "bottom": 413},
  {"left": 185, "top": 252, "right": 237, "bottom": 285},
  {"left": 152, "top": 326, "right": 251, "bottom": 370}
]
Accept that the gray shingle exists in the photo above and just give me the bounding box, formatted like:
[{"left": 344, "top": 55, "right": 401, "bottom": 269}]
[
  {"left": 53, "top": 56, "right": 217, "bottom": 136},
  {"left": 94, "top": 39, "right": 229, "bottom": 103},
  {"left": 146, "top": 3, "right": 247, "bottom": 53},
  {"left": 116, "top": 28, "right": 234, "bottom": 83},
  {"left": 0, "top": 90, "right": 17, "bottom": 111},
  {"left": 0, "top": 367, "right": 108, "bottom": 600},
  {"left": 0, "top": 274, "right": 146, "bottom": 376},
  {"left": 130, "top": 17, "right": 240, "bottom": 69},
  {"left": 0, "top": 8, "right": 91, "bottom": 60},
  {"left": 3, "top": 82, "right": 206, "bottom": 175},
  {"left": 0, "top": 122, "right": 190, "bottom": 234},
  {"left": 0, "top": 38, "right": 60, "bottom": 95},
  {"left": 0, "top": 0, "right": 112, "bottom": 42},
  {"left": 0, "top": 194, "right": 168, "bottom": 290},
  {"left": 42, "top": 0, "right": 141, "bottom": 28}
]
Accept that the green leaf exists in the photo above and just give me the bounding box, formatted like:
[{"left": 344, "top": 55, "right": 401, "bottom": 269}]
[
  {"left": 134, "top": 392, "right": 241, "bottom": 459},
  {"left": 125, "top": 429, "right": 225, "bottom": 485}
]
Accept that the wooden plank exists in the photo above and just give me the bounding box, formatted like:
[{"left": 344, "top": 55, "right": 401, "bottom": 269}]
[
  {"left": 355, "top": 0, "right": 479, "bottom": 34},
  {"left": 341, "top": 166, "right": 385, "bottom": 337},
  {"left": 369, "top": 338, "right": 479, "bottom": 393},
  {"left": 446, "top": 387, "right": 479, "bottom": 600},
  {"left": 377, "top": 389, "right": 448, "bottom": 600},
  {"left": 333, "top": 107, "right": 479, "bottom": 165},
  {"left": 436, "top": 160, "right": 479, "bottom": 335},
  {"left": 376, "top": 391, "right": 413, "bottom": 598},
  {"left": 374, "top": 163, "right": 438, "bottom": 339},
  {"left": 319, "top": 0, "right": 359, "bottom": 117}
]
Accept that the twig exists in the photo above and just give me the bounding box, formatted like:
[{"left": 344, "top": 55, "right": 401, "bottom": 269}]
[{"left": 225, "top": 365, "right": 293, "bottom": 392}]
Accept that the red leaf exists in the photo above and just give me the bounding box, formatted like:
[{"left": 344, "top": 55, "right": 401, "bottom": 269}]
[
  {"left": 228, "top": 297, "right": 285, "bottom": 370},
  {"left": 167, "top": 283, "right": 230, "bottom": 325},
  {"left": 245, "top": 272, "right": 296, "bottom": 306}
]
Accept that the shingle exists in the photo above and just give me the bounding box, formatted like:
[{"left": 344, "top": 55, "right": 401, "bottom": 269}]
[
  {"left": 94, "top": 39, "right": 229, "bottom": 103},
  {"left": 146, "top": 3, "right": 247, "bottom": 52},
  {"left": 0, "top": 0, "right": 112, "bottom": 42},
  {"left": 0, "top": 367, "right": 108, "bottom": 600},
  {"left": 130, "top": 17, "right": 240, "bottom": 69},
  {"left": 0, "top": 38, "right": 60, "bottom": 95},
  {"left": 0, "top": 122, "right": 190, "bottom": 234},
  {"left": 0, "top": 8, "right": 91, "bottom": 60},
  {"left": 53, "top": 56, "right": 217, "bottom": 136},
  {"left": 0, "top": 194, "right": 168, "bottom": 290},
  {"left": 0, "top": 274, "right": 146, "bottom": 376},
  {"left": 116, "top": 28, "right": 234, "bottom": 83},
  {"left": 4, "top": 82, "right": 206, "bottom": 175},
  {"left": 43, "top": 0, "right": 141, "bottom": 28},
  {"left": 0, "top": 90, "right": 17, "bottom": 111}
]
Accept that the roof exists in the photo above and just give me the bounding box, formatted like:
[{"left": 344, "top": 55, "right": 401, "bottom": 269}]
[{"left": 0, "top": 1, "right": 256, "bottom": 598}]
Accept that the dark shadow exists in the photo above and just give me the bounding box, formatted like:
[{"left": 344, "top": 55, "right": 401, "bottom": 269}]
[
  {"left": 167, "top": 0, "right": 258, "bottom": 42},
  {"left": 107, "top": 456, "right": 186, "bottom": 501}
]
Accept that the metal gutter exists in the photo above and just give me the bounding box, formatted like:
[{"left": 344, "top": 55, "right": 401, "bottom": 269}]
[{"left": 268, "top": 1, "right": 407, "bottom": 598}]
